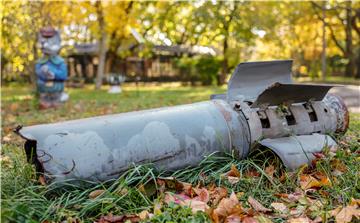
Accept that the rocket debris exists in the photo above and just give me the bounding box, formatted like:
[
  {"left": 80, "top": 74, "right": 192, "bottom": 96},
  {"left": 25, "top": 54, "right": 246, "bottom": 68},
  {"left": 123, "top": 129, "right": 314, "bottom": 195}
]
[{"left": 16, "top": 60, "right": 349, "bottom": 183}]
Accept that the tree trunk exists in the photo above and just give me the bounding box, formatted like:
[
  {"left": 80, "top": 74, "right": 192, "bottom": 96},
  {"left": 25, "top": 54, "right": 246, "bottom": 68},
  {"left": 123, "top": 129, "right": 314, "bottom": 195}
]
[
  {"left": 219, "top": 37, "right": 228, "bottom": 86},
  {"left": 345, "top": 1, "right": 354, "bottom": 77},
  {"left": 321, "top": 2, "right": 327, "bottom": 81},
  {"left": 356, "top": 48, "right": 360, "bottom": 79},
  {"left": 95, "top": 1, "right": 107, "bottom": 90}
]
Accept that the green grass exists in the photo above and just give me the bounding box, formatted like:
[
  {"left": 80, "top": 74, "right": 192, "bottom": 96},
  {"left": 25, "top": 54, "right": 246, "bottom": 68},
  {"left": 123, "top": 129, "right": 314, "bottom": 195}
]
[{"left": 1, "top": 84, "right": 359, "bottom": 222}]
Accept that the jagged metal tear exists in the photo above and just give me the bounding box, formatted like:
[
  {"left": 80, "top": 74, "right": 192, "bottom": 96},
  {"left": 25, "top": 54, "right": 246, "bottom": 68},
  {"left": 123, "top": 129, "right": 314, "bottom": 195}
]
[
  {"left": 251, "top": 83, "right": 336, "bottom": 108},
  {"left": 227, "top": 60, "right": 293, "bottom": 102}
]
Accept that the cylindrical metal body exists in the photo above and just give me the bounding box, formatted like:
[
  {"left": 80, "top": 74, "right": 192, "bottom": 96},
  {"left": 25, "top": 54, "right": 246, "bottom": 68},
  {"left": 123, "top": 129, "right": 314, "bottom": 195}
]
[
  {"left": 18, "top": 94, "right": 348, "bottom": 182},
  {"left": 19, "top": 100, "right": 250, "bottom": 182}
]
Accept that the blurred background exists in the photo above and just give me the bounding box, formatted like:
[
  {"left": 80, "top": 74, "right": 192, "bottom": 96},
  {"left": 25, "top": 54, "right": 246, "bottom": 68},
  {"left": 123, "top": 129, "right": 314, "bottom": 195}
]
[{"left": 1, "top": 0, "right": 360, "bottom": 87}]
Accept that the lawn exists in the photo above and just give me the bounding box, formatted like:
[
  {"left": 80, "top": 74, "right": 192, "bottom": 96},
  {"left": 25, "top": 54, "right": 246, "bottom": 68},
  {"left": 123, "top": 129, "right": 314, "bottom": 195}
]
[{"left": 1, "top": 84, "right": 359, "bottom": 223}]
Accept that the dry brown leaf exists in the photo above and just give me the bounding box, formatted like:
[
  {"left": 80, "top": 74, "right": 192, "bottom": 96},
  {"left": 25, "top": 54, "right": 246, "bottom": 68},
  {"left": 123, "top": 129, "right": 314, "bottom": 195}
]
[
  {"left": 289, "top": 205, "right": 306, "bottom": 217},
  {"left": 312, "top": 216, "right": 323, "bottom": 223},
  {"left": 38, "top": 175, "right": 47, "bottom": 186},
  {"left": 89, "top": 189, "right": 105, "bottom": 199},
  {"left": 164, "top": 192, "right": 209, "bottom": 213},
  {"left": 271, "top": 202, "right": 288, "bottom": 213},
  {"left": 265, "top": 165, "right": 275, "bottom": 178},
  {"left": 157, "top": 177, "right": 192, "bottom": 194},
  {"left": 242, "top": 216, "right": 258, "bottom": 223},
  {"left": 350, "top": 198, "right": 360, "bottom": 207},
  {"left": 331, "top": 158, "right": 347, "bottom": 173},
  {"left": 96, "top": 213, "right": 140, "bottom": 223},
  {"left": 2, "top": 134, "right": 12, "bottom": 143},
  {"left": 227, "top": 176, "right": 240, "bottom": 185},
  {"left": 225, "top": 214, "right": 243, "bottom": 223},
  {"left": 227, "top": 164, "right": 241, "bottom": 177},
  {"left": 138, "top": 210, "right": 149, "bottom": 220},
  {"left": 335, "top": 205, "right": 360, "bottom": 223},
  {"left": 248, "top": 196, "right": 271, "bottom": 213},
  {"left": 275, "top": 192, "right": 303, "bottom": 202},
  {"left": 182, "top": 199, "right": 209, "bottom": 213},
  {"left": 222, "top": 165, "right": 241, "bottom": 185},
  {"left": 214, "top": 192, "right": 243, "bottom": 218},
  {"left": 209, "top": 187, "right": 228, "bottom": 206},
  {"left": 245, "top": 169, "right": 260, "bottom": 178},
  {"left": 299, "top": 175, "right": 322, "bottom": 190},
  {"left": 9, "top": 103, "right": 19, "bottom": 112},
  {"left": 287, "top": 217, "right": 311, "bottom": 223},
  {"left": 193, "top": 187, "right": 210, "bottom": 203}
]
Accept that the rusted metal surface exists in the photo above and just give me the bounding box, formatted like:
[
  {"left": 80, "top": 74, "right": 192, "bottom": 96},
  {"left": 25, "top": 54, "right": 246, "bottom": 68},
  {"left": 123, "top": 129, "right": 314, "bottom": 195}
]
[
  {"left": 323, "top": 93, "right": 349, "bottom": 134},
  {"left": 17, "top": 59, "right": 350, "bottom": 183}
]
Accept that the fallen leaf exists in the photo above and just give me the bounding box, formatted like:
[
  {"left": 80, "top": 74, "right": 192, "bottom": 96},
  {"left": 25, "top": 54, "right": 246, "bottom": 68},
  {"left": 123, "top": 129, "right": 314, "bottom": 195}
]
[
  {"left": 287, "top": 216, "right": 311, "bottom": 223},
  {"left": 214, "top": 192, "right": 243, "bottom": 219},
  {"left": 248, "top": 196, "right": 271, "bottom": 213},
  {"left": 335, "top": 205, "right": 360, "bottom": 223},
  {"left": 275, "top": 192, "right": 303, "bottom": 202},
  {"left": 289, "top": 205, "right": 306, "bottom": 217},
  {"left": 182, "top": 199, "right": 209, "bottom": 213},
  {"left": 157, "top": 177, "right": 192, "bottom": 194},
  {"left": 2, "top": 134, "right": 12, "bottom": 143},
  {"left": 299, "top": 175, "right": 321, "bottom": 190},
  {"left": 312, "top": 216, "right": 323, "bottom": 223},
  {"left": 38, "top": 175, "right": 47, "bottom": 186},
  {"left": 265, "top": 165, "right": 275, "bottom": 178},
  {"left": 227, "top": 176, "right": 240, "bottom": 185},
  {"left": 9, "top": 102, "right": 19, "bottom": 112},
  {"left": 242, "top": 216, "right": 258, "bottom": 223},
  {"left": 164, "top": 192, "right": 209, "bottom": 213},
  {"left": 255, "top": 215, "right": 272, "bottom": 223},
  {"left": 271, "top": 202, "right": 288, "bottom": 213},
  {"left": 331, "top": 159, "right": 347, "bottom": 175},
  {"left": 138, "top": 210, "right": 149, "bottom": 220},
  {"left": 89, "top": 189, "right": 105, "bottom": 199},
  {"left": 223, "top": 165, "right": 241, "bottom": 185},
  {"left": 245, "top": 169, "right": 260, "bottom": 178},
  {"left": 225, "top": 214, "right": 243, "bottom": 223},
  {"left": 209, "top": 187, "right": 228, "bottom": 206},
  {"left": 193, "top": 187, "right": 210, "bottom": 203},
  {"left": 227, "top": 164, "right": 241, "bottom": 177},
  {"left": 96, "top": 213, "right": 140, "bottom": 223},
  {"left": 350, "top": 198, "right": 360, "bottom": 207}
]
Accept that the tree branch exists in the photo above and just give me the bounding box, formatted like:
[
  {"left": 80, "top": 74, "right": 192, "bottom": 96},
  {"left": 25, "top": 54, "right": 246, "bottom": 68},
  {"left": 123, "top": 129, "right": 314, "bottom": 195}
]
[{"left": 311, "top": 1, "right": 346, "bottom": 55}]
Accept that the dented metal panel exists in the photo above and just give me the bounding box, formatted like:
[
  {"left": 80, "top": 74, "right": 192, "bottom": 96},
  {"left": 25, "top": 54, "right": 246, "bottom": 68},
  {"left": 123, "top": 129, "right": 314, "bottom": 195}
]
[
  {"left": 251, "top": 83, "right": 336, "bottom": 108},
  {"left": 259, "top": 134, "right": 336, "bottom": 170},
  {"left": 227, "top": 60, "right": 293, "bottom": 102}
]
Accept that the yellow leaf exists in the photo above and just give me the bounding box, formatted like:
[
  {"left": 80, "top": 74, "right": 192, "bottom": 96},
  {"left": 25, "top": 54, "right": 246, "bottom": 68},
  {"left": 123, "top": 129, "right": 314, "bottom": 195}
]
[
  {"left": 299, "top": 175, "right": 321, "bottom": 190},
  {"left": 89, "top": 189, "right": 105, "bottom": 199}
]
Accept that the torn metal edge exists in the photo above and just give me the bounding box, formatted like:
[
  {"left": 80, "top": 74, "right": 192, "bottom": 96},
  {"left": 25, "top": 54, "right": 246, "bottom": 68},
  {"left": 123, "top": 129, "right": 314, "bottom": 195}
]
[{"left": 14, "top": 125, "right": 45, "bottom": 176}]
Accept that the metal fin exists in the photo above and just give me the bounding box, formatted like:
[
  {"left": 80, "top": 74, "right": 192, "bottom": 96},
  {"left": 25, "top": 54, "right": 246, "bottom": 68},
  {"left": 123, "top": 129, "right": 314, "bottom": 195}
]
[
  {"left": 251, "top": 83, "right": 336, "bottom": 108},
  {"left": 259, "top": 134, "right": 336, "bottom": 170},
  {"left": 227, "top": 60, "right": 293, "bottom": 102}
]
